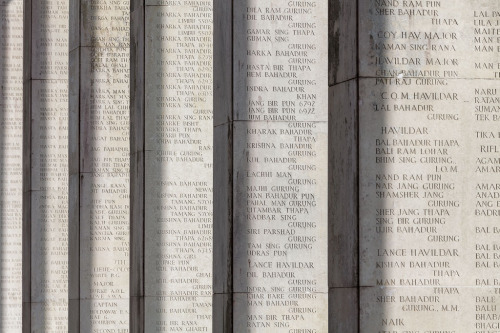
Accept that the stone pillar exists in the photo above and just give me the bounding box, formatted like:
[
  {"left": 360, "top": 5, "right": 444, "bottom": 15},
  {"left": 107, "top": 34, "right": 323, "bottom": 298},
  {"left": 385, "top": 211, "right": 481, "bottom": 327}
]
[
  {"left": 213, "top": 0, "right": 329, "bottom": 330},
  {"left": 68, "top": 0, "right": 130, "bottom": 331},
  {"left": 130, "top": 0, "right": 213, "bottom": 331},
  {"left": 0, "top": 0, "right": 23, "bottom": 330},
  {"left": 356, "top": 0, "right": 500, "bottom": 330},
  {"left": 329, "top": 0, "right": 359, "bottom": 332},
  {"left": 23, "top": 0, "right": 69, "bottom": 330}
]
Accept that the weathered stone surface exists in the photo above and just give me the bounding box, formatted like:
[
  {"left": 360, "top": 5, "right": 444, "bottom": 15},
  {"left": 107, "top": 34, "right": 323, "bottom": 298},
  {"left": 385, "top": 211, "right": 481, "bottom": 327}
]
[
  {"left": 212, "top": 122, "right": 232, "bottom": 304},
  {"left": 328, "top": 81, "right": 358, "bottom": 333},
  {"left": 329, "top": 0, "right": 357, "bottom": 85},
  {"left": 213, "top": 2, "right": 233, "bottom": 324}
]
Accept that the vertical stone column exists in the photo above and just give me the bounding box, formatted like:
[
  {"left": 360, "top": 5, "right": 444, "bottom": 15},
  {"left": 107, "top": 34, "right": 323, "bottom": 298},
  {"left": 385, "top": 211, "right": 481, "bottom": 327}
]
[
  {"left": 0, "top": 0, "right": 23, "bottom": 330},
  {"left": 130, "top": 0, "right": 213, "bottom": 331},
  {"left": 329, "top": 0, "right": 358, "bottom": 332},
  {"left": 68, "top": 0, "right": 130, "bottom": 331},
  {"left": 23, "top": 0, "right": 69, "bottom": 330},
  {"left": 357, "top": 0, "right": 500, "bottom": 331},
  {"left": 212, "top": 0, "right": 232, "bottom": 329},
  {"left": 214, "top": 0, "right": 329, "bottom": 330}
]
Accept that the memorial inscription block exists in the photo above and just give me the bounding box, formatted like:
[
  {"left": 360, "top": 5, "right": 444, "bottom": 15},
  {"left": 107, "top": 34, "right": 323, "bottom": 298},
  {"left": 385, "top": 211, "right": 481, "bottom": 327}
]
[
  {"left": 31, "top": 81, "right": 68, "bottom": 332},
  {"left": 142, "top": 0, "right": 213, "bottom": 331},
  {"left": 28, "top": 0, "right": 69, "bottom": 330},
  {"left": 360, "top": 0, "right": 500, "bottom": 331},
  {"left": 232, "top": 0, "right": 328, "bottom": 330},
  {"left": 69, "top": 0, "right": 130, "bottom": 330},
  {"left": 0, "top": 0, "right": 23, "bottom": 330}
]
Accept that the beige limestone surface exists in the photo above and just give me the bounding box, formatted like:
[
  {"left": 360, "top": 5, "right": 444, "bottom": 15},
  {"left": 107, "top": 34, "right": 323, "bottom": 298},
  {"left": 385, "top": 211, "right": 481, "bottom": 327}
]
[
  {"left": 359, "top": 0, "right": 500, "bottom": 331},
  {"left": 0, "top": 0, "right": 23, "bottom": 330},
  {"left": 72, "top": 0, "right": 131, "bottom": 330},
  {"left": 232, "top": 0, "right": 328, "bottom": 330},
  {"left": 142, "top": 1, "right": 213, "bottom": 331},
  {"left": 28, "top": 0, "right": 69, "bottom": 329}
]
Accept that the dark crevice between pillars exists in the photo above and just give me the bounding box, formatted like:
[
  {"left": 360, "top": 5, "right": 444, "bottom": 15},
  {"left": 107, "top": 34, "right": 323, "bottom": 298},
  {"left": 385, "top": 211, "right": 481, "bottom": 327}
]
[
  {"left": 68, "top": 0, "right": 81, "bottom": 330},
  {"left": 24, "top": 0, "right": 69, "bottom": 329},
  {"left": 213, "top": 0, "right": 234, "bottom": 330},
  {"left": 329, "top": 0, "right": 392, "bottom": 330},
  {"left": 328, "top": 0, "right": 360, "bottom": 332},
  {"left": 22, "top": 0, "right": 32, "bottom": 329},
  {"left": 129, "top": 0, "right": 145, "bottom": 331}
]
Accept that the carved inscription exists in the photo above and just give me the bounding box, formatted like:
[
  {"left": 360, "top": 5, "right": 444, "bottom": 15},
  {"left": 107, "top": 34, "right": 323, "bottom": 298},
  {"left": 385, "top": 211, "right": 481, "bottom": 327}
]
[
  {"left": 79, "top": 0, "right": 130, "bottom": 331},
  {"left": 233, "top": 0, "right": 328, "bottom": 330},
  {"left": 0, "top": 0, "right": 23, "bottom": 330},
  {"left": 360, "top": 0, "right": 500, "bottom": 330},
  {"left": 30, "top": 0, "right": 69, "bottom": 330},
  {"left": 32, "top": 82, "right": 68, "bottom": 332},
  {"left": 144, "top": 1, "right": 213, "bottom": 331}
]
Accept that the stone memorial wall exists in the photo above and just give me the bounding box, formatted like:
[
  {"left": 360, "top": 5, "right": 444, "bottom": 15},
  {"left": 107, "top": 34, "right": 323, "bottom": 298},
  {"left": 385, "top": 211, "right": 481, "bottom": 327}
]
[
  {"left": 359, "top": 0, "right": 500, "bottom": 331},
  {"left": 0, "top": 0, "right": 23, "bottom": 331},
  {"left": 0, "top": 0, "right": 496, "bottom": 331},
  {"left": 23, "top": 0, "right": 69, "bottom": 330},
  {"left": 130, "top": 0, "right": 213, "bottom": 331},
  {"left": 68, "top": 0, "right": 130, "bottom": 331},
  {"left": 214, "top": 0, "right": 329, "bottom": 330}
]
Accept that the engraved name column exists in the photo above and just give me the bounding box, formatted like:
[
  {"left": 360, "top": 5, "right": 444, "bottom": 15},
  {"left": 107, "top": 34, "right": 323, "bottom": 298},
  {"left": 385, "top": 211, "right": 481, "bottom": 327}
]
[
  {"left": 214, "top": 0, "right": 328, "bottom": 330},
  {"left": 0, "top": 0, "right": 23, "bottom": 330},
  {"left": 359, "top": 0, "right": 500, "bottom": 330},
  {"left": 68, "top": 0, "right": 130, "bottom": 331},
  {"left": 130, "top": 0, "right": 213, "bottom": 331},
  {"left": 23, "top": 0, "right": 69, "bottom": 330}
]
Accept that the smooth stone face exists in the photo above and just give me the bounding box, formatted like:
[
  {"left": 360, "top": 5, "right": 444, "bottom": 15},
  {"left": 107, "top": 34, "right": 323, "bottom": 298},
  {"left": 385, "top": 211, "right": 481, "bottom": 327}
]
[
  {"left": 29, "top": 0, "right": 69, "bottom": 328},
  {"left": 233, "top": 0, "right": 328, "bottom": 122},
  {"left": 233, "top": 293, "right": 328, "bottom": 331},
  {"left": 0, "top": 0, "right": 23, "bottom": 330},
  {"left": 30, "top": 301, "right": 68, "bottom": 332},
  {"left": 31, "top": 0, "right": 69, "bottom": 80},
  {"left": 80, "top": 299, "right": 129, "bottom": 331},
  {"left": 143, "top": 2, "right": 213, "bottom": 331},
  {"left": 144, "top": 296, "right": 212, "bottom": 331},
  {"left": 80, "top": 172, "right": 129, "bottom": 299},
  {"left": 77, "top": 0, "right": 130, "bottom": 330},
  {"left": 232, "top": 121, "right": 328, "bottom": 330},
  {"left": 232, "top": 120, "right": 329, "bottom": 292},
  {"left": 359, "top": 0, "right": 500, "bottom": 330},
  {"left": 359, "top": 0, "right": 499, "bottom": 79},
  {"left": 232, "top": 0, "right": 328, "bottom": 329}
]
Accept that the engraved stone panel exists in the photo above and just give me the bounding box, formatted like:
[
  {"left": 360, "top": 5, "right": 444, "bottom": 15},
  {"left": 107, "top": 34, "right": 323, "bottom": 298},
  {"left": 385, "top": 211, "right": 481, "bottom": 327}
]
[
  {"left": 31, "top": 80, "right": 68, "bottom": 332},
  {"left": 359, "top": 0, "right": 500, "bottom": 330},
  {"left": 68, "top": 0, "right": 130, "bottom": 330},
  {"left": 0, "top": 0, "right": 23, "bottom": 330},
  {"left": 80, "top": 46, "right": 130, "bottom": 330},
  {"left": 141, "top": 1, "right": 213, "bottom": 331},
  {"left": 27, "top": 0, "right": 69, "bottom": 329},
  {"left": 231, "top": 0, "right": 328, "bottom": 330}
]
